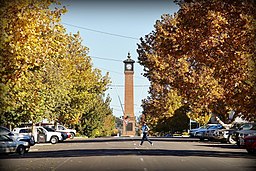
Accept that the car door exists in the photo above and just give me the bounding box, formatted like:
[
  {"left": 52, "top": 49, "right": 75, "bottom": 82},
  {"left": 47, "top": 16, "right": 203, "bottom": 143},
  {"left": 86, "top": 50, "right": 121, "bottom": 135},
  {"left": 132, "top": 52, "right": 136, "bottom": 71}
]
[{"left": 37, "top": 127, "right": 46, "bottom": 143}]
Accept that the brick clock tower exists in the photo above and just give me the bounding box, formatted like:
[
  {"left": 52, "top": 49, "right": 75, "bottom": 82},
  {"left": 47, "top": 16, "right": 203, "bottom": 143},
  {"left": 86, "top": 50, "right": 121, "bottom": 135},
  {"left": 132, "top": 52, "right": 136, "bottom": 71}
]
[{"left": 123, "top": 53, "right": 135, "bottom": 136}]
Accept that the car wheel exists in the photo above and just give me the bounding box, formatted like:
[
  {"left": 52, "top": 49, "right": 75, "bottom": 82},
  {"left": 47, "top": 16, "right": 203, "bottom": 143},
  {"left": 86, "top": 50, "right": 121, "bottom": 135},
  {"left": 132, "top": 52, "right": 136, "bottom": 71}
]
[
  {"left": 70, "top": 133, "right": 75, "bottom": 139},
  {"left": 228, "top": 135, "right": 237, "bottom": 144},
  {"left": 50, "top": 136, "right": 58, "bottom": 144},
  {"left": 17, "top": 145, "right": 25, "bottom": 155}
]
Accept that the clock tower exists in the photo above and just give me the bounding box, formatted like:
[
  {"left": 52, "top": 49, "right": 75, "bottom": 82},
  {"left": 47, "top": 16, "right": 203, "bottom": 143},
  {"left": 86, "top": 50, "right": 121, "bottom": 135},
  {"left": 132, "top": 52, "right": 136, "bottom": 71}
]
[{"left": 123, "top": 52, "right": 135, "bottom": 136}]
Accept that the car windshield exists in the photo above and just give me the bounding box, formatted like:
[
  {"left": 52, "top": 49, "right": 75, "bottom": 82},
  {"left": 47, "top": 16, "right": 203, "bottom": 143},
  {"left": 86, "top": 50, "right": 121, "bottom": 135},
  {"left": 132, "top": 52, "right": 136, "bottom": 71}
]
[
  {"left": 207, "top": 125, "right": 216, "bottom": 129},
  {"left": 0, "top": 135, "right": 12, "bottom": 141},
  {"left": 43, "top": 126, "right": 55, "bottom": 132},
  {"left": 58, "top": 126, "right": 65, "bottom": 130},
  {"left": 0, "top": 126, "right": 11, "bottom": 135}
]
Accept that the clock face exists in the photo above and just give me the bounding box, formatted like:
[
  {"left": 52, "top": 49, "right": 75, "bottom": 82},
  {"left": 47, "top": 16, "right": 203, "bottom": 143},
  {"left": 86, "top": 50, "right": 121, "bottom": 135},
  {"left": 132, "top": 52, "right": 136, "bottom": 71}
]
[{"left": 126, "top": 64, "right": 132, "bottom": 70}]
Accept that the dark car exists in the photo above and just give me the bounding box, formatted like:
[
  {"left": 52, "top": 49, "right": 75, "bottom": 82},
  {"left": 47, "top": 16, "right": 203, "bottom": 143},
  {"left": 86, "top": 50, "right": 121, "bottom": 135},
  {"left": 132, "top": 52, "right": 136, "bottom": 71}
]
[
  {"left": 230, "top": 123, "right": 256, "bottom": 147},
  {"left": 189, "top": 125, "right": 208, "bottom": 137},
  {"left": 204, "top": 124, "right": 224, "bottom": 141},
  {"left": 58, "top": 131, "right": 70, "bottom": 141},
  {"left": 244, "top": 135, "right": 256, "bottom": 154},
  {"left": 213, "top": 122, "right": 248, "bottom": 143},
  {"left": 194, "top": 124, "right": 222, "bottom": 141}
]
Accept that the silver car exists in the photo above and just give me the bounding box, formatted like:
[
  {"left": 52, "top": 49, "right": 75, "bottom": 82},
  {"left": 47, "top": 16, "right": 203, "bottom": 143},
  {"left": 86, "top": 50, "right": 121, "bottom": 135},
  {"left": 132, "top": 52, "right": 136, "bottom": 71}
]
[
  {"left": 0, "top": 126, "right": 35, "bottom": 146},
  {"left": 0, "top": 134, "right": 30, "bottom": 155}
]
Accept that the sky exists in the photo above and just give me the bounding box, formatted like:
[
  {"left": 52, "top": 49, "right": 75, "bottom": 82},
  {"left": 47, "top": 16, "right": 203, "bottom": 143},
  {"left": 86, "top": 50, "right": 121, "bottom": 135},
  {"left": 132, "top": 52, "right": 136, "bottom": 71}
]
[{"left": 57, "top": 0, "right": 179, "bottom": 119}]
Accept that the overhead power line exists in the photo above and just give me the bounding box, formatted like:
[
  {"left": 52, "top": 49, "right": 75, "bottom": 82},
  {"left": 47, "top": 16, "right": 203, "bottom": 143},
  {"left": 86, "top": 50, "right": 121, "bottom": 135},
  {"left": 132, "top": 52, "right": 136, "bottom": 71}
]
[
  {"left": 62, "top": 22, "right": 139, "bottom": 40},
  {"left": 109, "top": 85, "right": 149, "bottom": 87},
  {"left": 90, "top": 56, "right": 123, "bottom": 62},
  {"left": 94, "top": 66, "right": 147, "bottom": 80}
]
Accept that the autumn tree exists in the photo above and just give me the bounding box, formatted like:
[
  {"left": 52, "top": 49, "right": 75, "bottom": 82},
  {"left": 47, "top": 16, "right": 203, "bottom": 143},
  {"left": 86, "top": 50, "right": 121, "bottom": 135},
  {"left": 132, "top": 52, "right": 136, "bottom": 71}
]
[
  {"left": 0, "top": 0, "right": 115, "bottom": 137},
  {"left": 141, "top": 83, "right": 184, "bottom": 131},
  {"left": 0, "top": 0, "right": 67, "bottom": 127},
  {"left": 137, "top": 0, "right": 256, "bottom": 126}
]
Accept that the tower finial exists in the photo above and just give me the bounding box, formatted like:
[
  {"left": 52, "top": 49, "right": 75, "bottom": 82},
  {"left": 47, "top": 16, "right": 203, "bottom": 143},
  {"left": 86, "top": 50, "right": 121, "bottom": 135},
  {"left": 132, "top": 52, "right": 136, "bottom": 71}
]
[{"left": 127, "top": 52, "right": 131, "bottom": 59}]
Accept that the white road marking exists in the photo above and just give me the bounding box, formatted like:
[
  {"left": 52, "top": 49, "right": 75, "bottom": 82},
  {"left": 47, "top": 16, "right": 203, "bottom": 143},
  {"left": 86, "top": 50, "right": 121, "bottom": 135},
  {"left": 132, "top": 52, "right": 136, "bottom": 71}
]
[
  {"left": 34, "top": 143, "right": 52, "bottom": 146},
  {"left": 144, "top": 168, "right": 148, "bottom": 171},
  {"left": 140, "top": 158, "right": 144, "bottom": 162},
  {"left": 53, "top": 157, "right": 72, "bottom": 170}
]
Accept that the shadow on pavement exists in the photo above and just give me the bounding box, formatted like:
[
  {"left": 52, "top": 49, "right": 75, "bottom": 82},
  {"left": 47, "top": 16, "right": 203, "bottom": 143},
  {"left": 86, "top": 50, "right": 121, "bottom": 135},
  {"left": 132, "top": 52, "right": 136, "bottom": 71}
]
[
  {"left": 195, "top": 143, "right": 241, "bottom": 149},
  {"left": 62, "top": 137, "right": 200, "bottom": 144},
  {"left": 1, "top": 148, "right": 255, "bottom": 159}
]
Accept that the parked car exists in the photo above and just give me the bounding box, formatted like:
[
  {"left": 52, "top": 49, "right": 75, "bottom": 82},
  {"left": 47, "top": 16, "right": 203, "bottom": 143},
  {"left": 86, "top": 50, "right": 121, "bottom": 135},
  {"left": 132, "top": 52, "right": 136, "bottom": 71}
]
[
  {"left": 12, "top": 127, "right": 35, "bottom": 146},
  {"left": 189, "top": 125, "right": 209, "bottom": 137},
  {"left": 194, "top": 124, "right": 222, "bottom": 141},
  {"left": 0, "top": 126, "right": 35, "bottom": 147},
  {"left": 0, "top": 134, "right": 30, "bottom": 155},
  {"left": 58, "top": 131, "right": 70, "bottom": 141},
  {"left": 36, "top": 126, "right": 63, "bottom": 144},
  {"left": 213, "top": 122, "right": 246, "bottom": 143},
  {"left": 230, "top": 123, "right": 256, "bottom": 147},
  {"left": 244, "top": 135, "right": 256, "bottom": 154},
  {"left": 45, "top": 124, "right": 76, "bottom": 139},
  {"left": 204, "top": 125, "right": 224, "bottom": 140}
]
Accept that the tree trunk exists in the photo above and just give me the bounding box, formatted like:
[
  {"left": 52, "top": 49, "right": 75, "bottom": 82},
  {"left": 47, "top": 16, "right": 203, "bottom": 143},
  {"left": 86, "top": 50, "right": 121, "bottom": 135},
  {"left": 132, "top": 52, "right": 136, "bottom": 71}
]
[{"left": 215, "top": 116, "right": 232, "bottom": 129}]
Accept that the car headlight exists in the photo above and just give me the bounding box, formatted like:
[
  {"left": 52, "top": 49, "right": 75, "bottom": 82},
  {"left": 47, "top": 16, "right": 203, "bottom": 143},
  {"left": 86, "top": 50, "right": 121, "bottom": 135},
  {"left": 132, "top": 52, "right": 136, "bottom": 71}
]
[{"left": 23, "top": 142, "right": 29, "bottom": 146}]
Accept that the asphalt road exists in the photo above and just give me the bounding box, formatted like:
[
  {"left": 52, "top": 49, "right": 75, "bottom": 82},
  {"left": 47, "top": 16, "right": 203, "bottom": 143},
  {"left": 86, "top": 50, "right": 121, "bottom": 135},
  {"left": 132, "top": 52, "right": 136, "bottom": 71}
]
[{"left": 0, "top": 137, "right": 255, "bottom": 171}]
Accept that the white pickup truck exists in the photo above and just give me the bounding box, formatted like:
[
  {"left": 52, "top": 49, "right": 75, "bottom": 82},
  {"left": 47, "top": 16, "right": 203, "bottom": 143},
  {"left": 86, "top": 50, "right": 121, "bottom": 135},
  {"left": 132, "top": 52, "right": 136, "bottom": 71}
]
[
  {"left": 36, "top": 126, "right": 63, "bottom": 144},
  {"left": 46, "top": 124, "right": 77, "bottom": 139}
]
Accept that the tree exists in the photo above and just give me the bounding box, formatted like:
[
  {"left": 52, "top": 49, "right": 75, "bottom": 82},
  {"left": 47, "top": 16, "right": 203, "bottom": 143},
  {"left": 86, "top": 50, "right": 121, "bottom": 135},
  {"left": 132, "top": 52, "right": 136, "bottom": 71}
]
[
  {"left": 152, "top": 105, "right": 190, "bottom": 136},
  {"left": 137, "top": 0, "right": 256, "bottom": 126},
  {"left": 140, "top": 82, "right": 186, "bottom": 133},
  {"left": 0, "top": 0, "right": 67, "bottom": 127},
  {"left": 79, "top": 95, "right": 114, "bottom": 137},
  {"left": 0, "top": 0, "right": 115, "bottom": 137}
]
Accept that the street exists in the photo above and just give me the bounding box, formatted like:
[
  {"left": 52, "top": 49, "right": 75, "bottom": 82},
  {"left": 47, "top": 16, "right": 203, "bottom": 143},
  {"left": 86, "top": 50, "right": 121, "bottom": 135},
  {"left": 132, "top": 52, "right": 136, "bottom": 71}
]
[{"left": 0, "top": 137, "right": 255, "bottom": 171}]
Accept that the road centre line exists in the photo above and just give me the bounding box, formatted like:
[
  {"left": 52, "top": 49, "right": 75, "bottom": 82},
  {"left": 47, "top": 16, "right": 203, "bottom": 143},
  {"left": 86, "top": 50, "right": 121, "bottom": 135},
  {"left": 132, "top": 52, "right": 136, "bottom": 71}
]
[{"left": 53, "top": 157, "right": 72, "bottom": 170}]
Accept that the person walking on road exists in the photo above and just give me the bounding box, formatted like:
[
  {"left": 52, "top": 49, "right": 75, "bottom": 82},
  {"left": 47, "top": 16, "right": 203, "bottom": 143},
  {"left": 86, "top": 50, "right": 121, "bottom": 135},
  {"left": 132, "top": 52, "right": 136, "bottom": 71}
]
[{"left": 140, "top": 122, "right": 153, "bottom": 146}]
